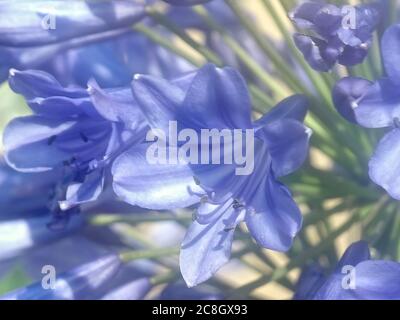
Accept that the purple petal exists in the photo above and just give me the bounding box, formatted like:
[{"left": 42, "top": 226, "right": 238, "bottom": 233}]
[
  {"left": 3, "top": 115, "right": 75, "bottom": 172},
  {"left": 336, "top": 241, "right": 371, "bottom": 270},
  {"left": 59, "top": 170, "right": 105, "bottom": 210},
  {"left": 112, "top": 145, "right": 203, "bottom": 210},
  {"left": 180, "top": 200, "right": 239, "bottom": 287},
  {"left": 245, "top": 174, "right": 302, "bottom": 252},
  {"left": 293, "top": 34, "right": 335, "bottom": 72},
  {"left": 382, "top": 24, "right": 400, "bottom": 85},
  {"left": 332, "top": 77, "right": 373, "bottom": 123},
  {"left": 369, "top": 129, "right": 400, "bottom": 200},
  {"left": 87, "top": 79, "right": 146, "bottom": 128},
  {"left": 258, "top": 119, "right": 311, "bottom": 177},
  {"left": 353, "top": 78, "right": 400, "bottom": 128},
  {"left": 254, "top": 94, "right": 309, "bottom": 127},
  {"left": 179, "top": 64, "right": 252, "bottom": 130}
]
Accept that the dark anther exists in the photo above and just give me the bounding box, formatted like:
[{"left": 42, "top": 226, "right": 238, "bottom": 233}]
[
  {"left": 224, "top": 226, "right": 235, "bottom": 232},
  {"left": 62, "top": 156, "right": 77, "bottom": 166},
  {"left": 233, "top": 199, "right": 243, "bottom": 210},
  {"left": 80, "top": 132, "right": 89, "bottom": 143},
  {"left": 47, "top": 135, "right": 57, "bottom": 145}
]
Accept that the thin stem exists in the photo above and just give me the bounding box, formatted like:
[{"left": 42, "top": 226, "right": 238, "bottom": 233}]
[
  {"left": 192, "top": 6, "right": 291, "bottom": 99},
  {"left": 120, "top": 247, "right": 180, "bottom": 262}
]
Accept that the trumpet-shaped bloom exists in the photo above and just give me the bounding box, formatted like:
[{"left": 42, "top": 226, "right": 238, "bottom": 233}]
[
  {"left": 3, "top": 69, "right": 146, "bottom": 209},
  {"left": 290, "top": 2, "right": 380, "bottom": 71},
  {"left": 333, "top": 24, "right": 400, "bottom": 200},
  {"left": 113, "top": 64, "right": 311, "bottom": 286},
  {"left": 295, "top": 241, "right": 400, "bottom": 300}
]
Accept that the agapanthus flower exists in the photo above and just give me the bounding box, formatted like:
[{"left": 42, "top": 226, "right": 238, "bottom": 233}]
[
  {"left": 294, "top": 241, "right": 400, "bottom": 300},
  {"left": 290, "top": 2, "right": 380, "bottom": 71},
  {"left": 333, "top": 24, "right": 400, "bottom": 200},
  {"left": 3, "top": 69, "right": 147, "bottom": 210},
  {"left": 113, "top": 64, "right": 311, "bottom": 286}
]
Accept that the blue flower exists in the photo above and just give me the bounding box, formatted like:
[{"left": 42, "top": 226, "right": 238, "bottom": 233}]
[
  {"left": 290, "top": 2, "right": 380, "bottom": 71},
  {"left": 3, "top": 69, "right": 147, "bottom": 209},
  {"left": 333, "top": 24, "right": 400, "bottom": 200},
  {"left": 112, "top": 64, "right": 311, "bottom": 286},
  {"left": 295, "top": 241, "right": 400, "bottom": 300}
]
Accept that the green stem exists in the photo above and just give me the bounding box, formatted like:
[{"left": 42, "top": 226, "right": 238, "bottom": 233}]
[
  {"left": 224, "top": 0, "right": 306, "bottom": 94},
  {"left": 120, "top": 247, "right": 180, "bottom": 262},
  {"left": 192, "top": 6, "right": 291, "bottom": 99},
  {"left": 89, "top": 212, "right": 192, "bottom": 226}
]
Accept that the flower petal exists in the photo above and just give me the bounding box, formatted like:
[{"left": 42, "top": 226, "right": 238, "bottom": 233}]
[
  {"left": 131, "top": 74, "right": 185, "bottom": 132},
  {"left": 382, "top": 24, "right": 400, "bottom": 85},
  {"left": 88, "top": 78, "right": 145, "bottom": 128},
  {"left": 336, "top": 241, "right": 371, "bottom": 270},
  {"left": 258, "top": 119, "right": 311, "bottom": 177},
  {"left": 112, "top": 145, "right": 203, "bottom": 210},
  {"left": 293, "top": 34, "right": 335, "bottom": 72},
  {"left": 369, "top": 129, "right": 400, "bottom": 199},
  {"left": 59, "top": 170, "right": 105, "bottom": 210},
  {"left": 180, "top": 201, "right": 238, "bottom": 287},
  {"left": 352, "top": 78, "right": 400, "bottom": 128},
  {"left": 332, "top": 77, "right": 373, "bottom": 123},
  {"left": 245, "top": 174, "right": 302, "bottom": 252},
  {"left": 3, "top": 115, "right": 75, "bottom": 172},
  {"left": 254, "top": 94, "right": 309, "bottom": 127}
]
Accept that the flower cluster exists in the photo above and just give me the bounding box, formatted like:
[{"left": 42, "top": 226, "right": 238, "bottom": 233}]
[
  {"left": 1, "top": 0, "right": 400, "bottom": 301},
  {"left": 290, "top": 2, "right": 380, "bottom": 71}
]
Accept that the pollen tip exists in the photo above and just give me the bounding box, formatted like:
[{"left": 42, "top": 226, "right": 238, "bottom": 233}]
[
  {"left": 9, "top": 68, "right": 17, "bottom": 77},
  {"left": 350, "top": 101, "right": 359, "bottom": 109},
  {"left": 59, "top": 201, "right": 72, "bottom": 211},
  {"left": 133, "top": 74, "right": 141, "bottom": 80}
]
